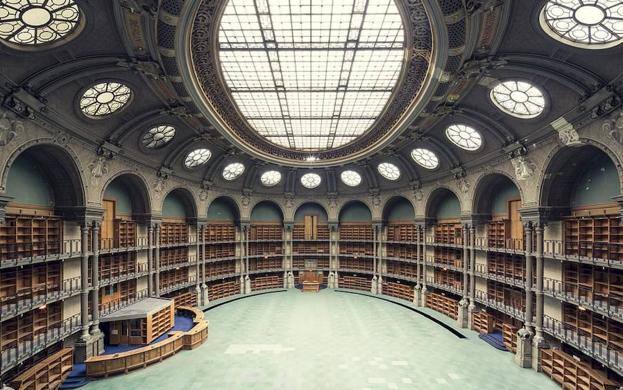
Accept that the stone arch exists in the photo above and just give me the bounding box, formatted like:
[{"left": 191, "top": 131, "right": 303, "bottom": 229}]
[
  {"left": 382, "top": 195, "right": 416, "bottom": 222},
  {"left": 538, "top": 142, "right": 623, "bottom": 214},
  {"left": 338, "top": 200, "right": 372, "bottom": 222},
  {"left": 207, "top": 196, "right": 241, "bottom": 223},
  {"left": 293, "top": 202, "right": 329, "bottom": 223},
  {"left": 424, "top": 187, "right": 461, "bottom": 221},
  {"left": 472, "top": 172, "right": 523, "bottom": 219},
  {"left": 161, "top": 187, "right": 198, "bottom": 219},
  {"left": 100, "top": 171, "right": 152, "bottom": 218},
  {"left": 250, "top": 200, "right": 285, "bottom": 223},
  {"left": 1, "top": 141, "right": 86, "bottom": 210}
]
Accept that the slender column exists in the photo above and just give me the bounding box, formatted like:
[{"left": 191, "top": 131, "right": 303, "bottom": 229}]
[
  {"left": 244, "top": 224, "right": 251, "bottom": 293},
  {"left": 238, "top": 224, "right": 245, "bottom": 293},
  {"left": 195, "top": 224, "right": 201, "bottom": 288},
  {"left": 524, "top": 222, "right": 534, "bottom": 329},
  {"left": 534, "top": 224, "right": 544, "bottom": 338},
  {"left": 201, "top": 225, "right": 207, "bottom": 286},
  {"left": 421, "top": 225, "right": 427, "bottom": 292},
  {"left": 469, "top": 225, "right": 476, "bottom": 304},
  {"left": 462, "top": 224, "right": 469, "bottom": 299},
  {"left": 91, "top": 221, "right": 101, "bottom": 334},
  {"left": 155, "top": 224, "right": 161, "bottom": 296},
  {"left": 79, "top": 224, "right": 90, "bottom": 340},
  {"left": 415, "top": 225, "right": 421, "bottom": 287},
  {"left": 147, "top": 225, "right": 154, "bottom": 296}
]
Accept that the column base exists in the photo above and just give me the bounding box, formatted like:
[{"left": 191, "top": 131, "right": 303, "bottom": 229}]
[
  {"left": 244, "top": 275, "right": 251, "bottom": 294},
  {"left": 457, "top": 299, "right": 469, "bottom": 328},
  {"left": 531, "top": 334, "right": 548, "bottom": 371},
  {"left": 421, "top": 286, "right": 428, "bottom": 307},
  {"left": 467, "top": 304, "right": 476, "bottom": 331},
  {"left": 377, "top": 276, "right": 383, "bottom": 295},
  {"left": 334, "top": 272, "right": 339, "bottom": 288},
  {"left": 328, "top": 272, "right": 336, "bottom": 289},
  {"left": 195, "top": 285, "right": 202, "bottom": 306},
  {"left": 201, "top": 284, "right": 209, "bottom": 306},
  {"left": 240, "top": 276, "right": 245, "bottom": 294},
  {"left": 286, "top": 271, "right": 295, "bottom": 289},
  {"left": 73, "top": 332, "right": 104, "bottom": 363},
  {"left": 514, "top": 327, "right": 534, "bottom": 368},
  {"left": 413, "top": 285, "right": 422, "bottom": 306},
  {"left": 370, "top": 276, "right": 378, "bottom": 294}
]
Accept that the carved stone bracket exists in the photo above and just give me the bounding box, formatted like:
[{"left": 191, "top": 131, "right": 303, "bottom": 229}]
[{"left": 0, "top": 111, "right": 22, "bottom": 147}]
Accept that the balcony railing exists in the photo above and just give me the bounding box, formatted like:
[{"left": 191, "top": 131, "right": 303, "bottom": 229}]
[
  {"left": 543, "top": 315, "right": 623, "bottom": 376},
  {"left": 0, "top": 314, "right": 82, "bottom": 375},
  {"left": 1, "top": 277, "right": 82, "bottom": 321},
  {"left": 542, "top": 277, "right": 623, "bottom": 321},
  {"left": 0, "top": 239, "right": 82, "bottom": 268},
  {"left": 543, "top": 240, "right": 623, "bottom": 267},
  {"left": 473, "top": 290, "right": 525, "bottom": 321}
]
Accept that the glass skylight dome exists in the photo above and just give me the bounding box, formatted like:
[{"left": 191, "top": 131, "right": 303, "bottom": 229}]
[{"left": 218, "top": 0, "right": 405, "bottom": 152}]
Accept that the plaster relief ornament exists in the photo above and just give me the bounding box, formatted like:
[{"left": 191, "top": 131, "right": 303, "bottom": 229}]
[
  {"left": 511, "top": 155, "right": 536, "bottom": 181},
  {"left": 241, "top": 194, "right": 250, "bottom": 208},
  {"left": 414, "top": 189, "right": 424, "bottom": 201},
  {"left": 604, "top": 112, "right": 623, "bottom": 145},
  {"left": 88, "top": 156, "right": 108, "bottom": 185},
  {"left": 0, "top": 112, "right": 21, "bottom": 146},
  {"left": 153, "top": 177, "right": 166, "bottom": 198},
  {"left": 558, "top": 125, "right": 581, "bottom": 146},
  {"left": 199, "top": 188, "right": 208, "bottom": 201},
  {"left": 457, "top": 178, "right": 470, "bottom": 194}
]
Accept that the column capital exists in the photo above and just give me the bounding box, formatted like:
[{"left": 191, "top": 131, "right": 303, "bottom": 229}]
[{"left": 519, "top": 206, "right": 551, "bottom": 225}]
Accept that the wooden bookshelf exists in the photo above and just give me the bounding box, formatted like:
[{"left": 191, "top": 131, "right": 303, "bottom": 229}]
[
  {"left": 487, "top": 253, "right": 525, "bottom": 281},
  {"left": 487, "top": 220, "right": 509, "bottom": 248},
  {"left": 425, "top": 292, "right": 458, "bottom": 319},
  {"left": 433, "top": 247, "right": 463, "bottom": 268},
  {"left": 434, "top": 269, "right": 463, "bottom": 292},
  {"left": 563, "top": 303, "right": 623, "bottom": 353},
  {"left": 386, "top": 243, "right": 418, "bottom": 260},
  {"left": 96, "top": 252, "right": 137, "bottom": 281},
  {"left": 339, "top": 223, "right": 373, "bottom": 241},
  {"left": 204, "top": 223, "right": 236, "bottom": 242},
  {"left": 0, "top": 214, "right": 62, "bottom": 260},
  {"left": 113, "top": 219, "right": 136, "bottom": 248},
  {"left": 166, "top": 290, "right": 197, "bottom": 308},
  {"left": 387, "top": 223, "right": 417, "bottom": 242},
  {"left": 564, "top": 214, "right": 623, "bottom": 261},
  {"left": 160, "top": 221, "right": 189, "bottom": 245},
  {"left": 249, "top": 257, "right": 282, "bottom": 271},
  {"left": 248, "top": 242, "right": 283, "bottom": 256},
  {"left": 540, "top": 348, "right": 620, "bottom": 389},
  {"left": 386, "top": 260, "right": 417, "bottom": 278},
  {"left": 563, "top": 263, "right": 623, "bottom": 310},
  {"left": 250, "top": 274, "right": 283, "bottom": 291},
  {"left": 160, "top": 268, "right": 190, "bottom": 290},
  {"left": 208, "top": 278, "right": 240, "bottom": 301},
  {"left": 382, "top": 279, "right": 413, "bottom": 301},
  {"left": 1, "top": 302, "right": 62, "bottom": 357},
  {"left": 8, "top": 347, "right": 73, "bottom": 390},
  {"left": 433, "top": 222, "right": 462, "bottom": 245},
  {"left": 160, "top": 247, "right": 190, "bottom": 268},
  {"left": 339, "top": 274, "right": 371, "bottom": 291},
  {"left": 293, "top": 222, "right": 329, "bottom": 240},
  {"left": 206, "top": 260, "right": 236, "bottom": 278},
  {"left": 107, "top": 301, "right": 174, "bottom": 345},
  {"left": 487, "top": 281, "right": 526, "bottom": 313},
  {"left": 503, "top": 323, "right": 518, "bottom": 352},
  {"left": 98, "top": 280, "right": 138, "bottom": 312},
  {"left": 0, "top": 262, "right": 62, "bottom": 308},
  {"left": 292, "top": 241, "right": 329, "bottom": 255},
  {"left": 472, "top": 310, "right": 494, "bottom": 334},
  {"left": 292, "top": 257, "right": 329, "bottom": 270},
  {"left": 338, "top": 257, "right": 373, "bottom": 271},
  {"left": 249, "top": 224, "right": 282, "bottom": 240}
]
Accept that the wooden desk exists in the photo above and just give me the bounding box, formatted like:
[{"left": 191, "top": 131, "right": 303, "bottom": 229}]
[{"left": 302, "top": 281, "right": 320, "bottom": 292}]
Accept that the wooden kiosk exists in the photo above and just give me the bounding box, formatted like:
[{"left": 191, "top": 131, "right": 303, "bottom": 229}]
[{"left": 101, "top": 298, "right": 174, "bottom": 345}]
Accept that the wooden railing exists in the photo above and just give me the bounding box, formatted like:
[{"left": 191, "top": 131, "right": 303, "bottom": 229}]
[
  {"left": 8, "top": 347, "right": 73, "bottom": 390},
  {"left": 85, "top": 306, "right": 208, "bottom": 378}
]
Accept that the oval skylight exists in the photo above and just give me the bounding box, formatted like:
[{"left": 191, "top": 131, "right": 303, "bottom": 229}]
[
  {"left": 80, "top": 82, "right": 132, "bottom": 118},
  {"left": 184, "top": 148, "right": 211, "bottom": 168},
  {"left": 142, "top": 125, "right": 175, "bottom": 149},
  {"left": 445, "top": 124, "right": 482, "bottom": 151},
  {"left": 490, "top": 81, "right": 545, "bottom": 119},
  {"left": 540, "top": 0, "right": 623, "bottom": 49},
  {"left": 218, "top": 0, "right": 405, "bottom": 151},
  {"left": 0, "top": 0, "right": 81, "bottom": 46},
  {"left": 301, "top": 173, "right": 321, "bottom": 189},
  {"left": 260, "top": 170, "right": 282, "bottom": 187},
  {"left": 341, "top": 170, "right": 362, "bottom": 187},
  {"left": 411, "top": 148, "right": 439, "bottom": 169},
  {"left": 378, "top": 162, "right": 401, "bottom": 181},
  {"left": 222, "top": 162, "right": 245, "bottom": 180}
]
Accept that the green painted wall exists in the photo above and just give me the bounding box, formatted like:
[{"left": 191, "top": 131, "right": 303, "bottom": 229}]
[
  {"left": 6, "top": 154, "right": 54, "bottom": 207},
  {"left": 162, "top": 191, "right": 189, "bottom": 218},
  {"left": 208, "top": 199, "right": 237, "bottom": 221},
  {"left": 435, "top": 193, "right": 460, "bottom": 220},
  {"left": 571, "top": 153, "right": 619, "bottom": 207},
  {"left": 492, "top": 181, "right": 520, "bottom": 215},
  {"left": 294, "top": 203, "right": 328, "bottom": 222},
  {"left": 385, "top": 198, "right": 414, "bottom": 222},
  {"left": 339, "top": 202, "right": 372, "bottom": 222},
  {"left": 251, "top": 202, "right": 282, "bottom": 222},
  {"left": 104, "top": 180, "right": 133, "bottom": 214}
]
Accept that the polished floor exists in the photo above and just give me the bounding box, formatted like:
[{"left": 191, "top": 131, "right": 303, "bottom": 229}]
[{"left": 84, "top": 289, "right": 556, "bottom": 389}]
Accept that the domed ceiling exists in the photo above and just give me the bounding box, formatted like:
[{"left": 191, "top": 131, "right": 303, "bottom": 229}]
[
  {"left": 0, "top": 0, "right": 622, "bottom": 194},
  {"left": 183, "top": 0, "right": 437, "bottom": 166}
]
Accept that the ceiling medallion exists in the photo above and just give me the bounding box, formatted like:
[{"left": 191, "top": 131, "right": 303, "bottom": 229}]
[{"left": 184, "top": 0, "right": 439, "bottom": 166}]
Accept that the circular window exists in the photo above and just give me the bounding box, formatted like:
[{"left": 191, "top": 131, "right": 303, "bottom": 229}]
[
  {"left": 184, "top": 148, "right": 211, "bottom": 168},
  {"left": 377, "top": 162, "right": 401, "bottom": 181},
  {"left": 142, "top": 125, "right": 175, "bottom": 149},
  {"left": 341, "top": 170, "right": 362, "bottom": 187},
  {"left": 445, "top": 124, "right": 482, "bottom": 151},
  {"left": 260, "top": 170, "right": 282, "bottom": 187},
  {"left": 0, "top": 0, "right": 82, "bottom": 47},
  {"left": 222, "top": 162, "right": 245, "bottom": 181},
  {"left": 80, "top": 82, "right": 133, "bottom": 118},
  {"left": 490, "top": 81, "right": 545, "bottom": 119},
  {"left": 411, "top": 148, "right": 439, "bottom": 169},
  {"left": 301, "top": 173, "right": 322, "bottom": 189},
  {"left": 540, "top": 0, "right": 623, "bottom": 49}
]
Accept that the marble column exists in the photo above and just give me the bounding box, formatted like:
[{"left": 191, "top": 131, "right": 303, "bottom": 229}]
[
  {"left": 515, "top": 222, "right": 534, "bottom": 368},
  {"left": 154, "top": 224, "right": 161, "bottom": 296},
  {"left": 468, "top": 225, "right": 476, "bottom": 329},
  {"left": 457, "top": 223, "right": 470, "bottom": 328},
  {"left": 147, "top": 225, "right": 154, "bottom": 296},
  {"left": 79, "top": 224, "right": 90, "bottom": 341}
]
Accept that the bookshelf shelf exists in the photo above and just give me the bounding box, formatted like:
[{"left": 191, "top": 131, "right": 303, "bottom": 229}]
[{"left": 425, "top": 292, "right": 458, "bottom": 320}]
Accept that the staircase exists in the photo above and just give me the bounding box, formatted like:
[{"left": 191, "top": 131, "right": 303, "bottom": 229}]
[
  {"left": 478, "top": 331, "right": 508, "bottom": 351},
  {"left": 60, "top": 364, "right": 89, "bottom": 389}
]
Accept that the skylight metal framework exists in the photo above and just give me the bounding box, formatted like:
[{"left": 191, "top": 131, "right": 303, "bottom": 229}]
[{"left": 218, "top": 0, "right": 405, "bottom": 152}]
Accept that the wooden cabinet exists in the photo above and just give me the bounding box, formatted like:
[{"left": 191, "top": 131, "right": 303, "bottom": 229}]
[
  {"left": 382, "top": 279, "right": 413, "bottom": 301},
  {"left": 425, "top": 292, "right": 458, "bottom": 319},
  {"left": 250, "top": 274, "right": 283, "bottom": 291},
  {"left": 160, "top": 222, "right": 189, "bottom": 245},
  {"left": 540, "top": 348, "right": 620, "bottom": 389},
  {"left": 8, "top": 347, "right": 73, "bottom": 390},
  {"left": 564, "top": 215, "right": 623, "bottom": 261},
  {"left": 339, "top": 274, "right": 371, "bottom": 291},
  {"left": 208, "top": 278, "right": 240, "bottom": 301},
  {"left": 433, "top": 222, "right": 462, "bottom": 245},
  {"left": 472, "top": 310, "right": 494, "bottom": 334},
  {"left": 0, "top": 214, "right": 62, "bottom": 260}
]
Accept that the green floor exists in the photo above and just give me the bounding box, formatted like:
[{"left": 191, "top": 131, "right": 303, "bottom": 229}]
[{"left": 85, "top": 289, "right": 557, "bottom": 389}]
